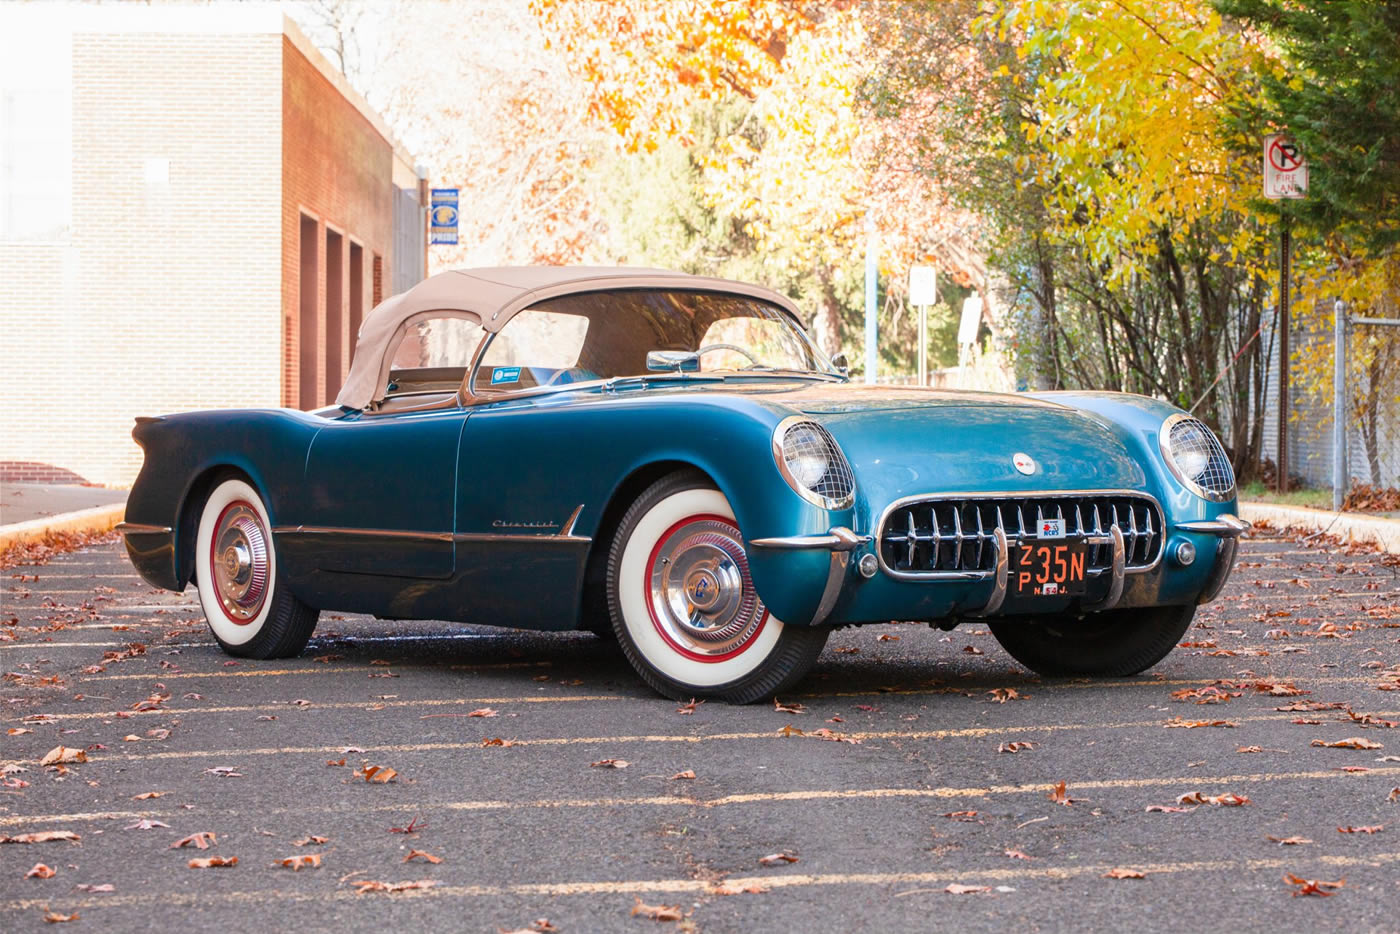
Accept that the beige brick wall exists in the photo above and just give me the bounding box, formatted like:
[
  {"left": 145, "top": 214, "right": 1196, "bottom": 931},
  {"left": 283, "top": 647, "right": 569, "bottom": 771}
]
[{"left": 1, "top": 30, "right": 282, "bottom": 487}]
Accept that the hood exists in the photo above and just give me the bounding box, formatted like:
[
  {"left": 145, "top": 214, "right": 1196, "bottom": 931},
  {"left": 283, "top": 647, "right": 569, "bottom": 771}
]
[{"left": 812, "top": 400, "right": 1148, "bottom": 513}]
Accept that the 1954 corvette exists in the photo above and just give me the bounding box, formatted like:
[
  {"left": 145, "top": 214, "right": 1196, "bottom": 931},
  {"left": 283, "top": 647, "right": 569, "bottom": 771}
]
[{"left": 119, "top": 267, "right": 1247, "bottom": 702}]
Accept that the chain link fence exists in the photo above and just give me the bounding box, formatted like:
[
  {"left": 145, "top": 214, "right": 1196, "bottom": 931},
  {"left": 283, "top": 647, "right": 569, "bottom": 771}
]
[{"left": 1342, "top": 314, "right": 1400, "bottom": 505}]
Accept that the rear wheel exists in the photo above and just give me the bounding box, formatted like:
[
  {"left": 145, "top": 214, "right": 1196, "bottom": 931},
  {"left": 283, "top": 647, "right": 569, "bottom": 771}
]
[
  {"left": 607, "top": 471, "right": 828, "bottom": 703},
  {"left": 193, "top": 477, "right": 319, "bottom": 659},
  {"left": 988, "top": 605, "right": 1194, "bottom": 677}
]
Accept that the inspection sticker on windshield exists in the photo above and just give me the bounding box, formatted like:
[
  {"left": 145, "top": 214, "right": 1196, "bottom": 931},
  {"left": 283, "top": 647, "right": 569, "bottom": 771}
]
[
  {"left": 1038, "top": 518, "right": 1065, "bottom": 539},
  {"left": 490, "top": 366, "right": 521, "bottom": 385}
]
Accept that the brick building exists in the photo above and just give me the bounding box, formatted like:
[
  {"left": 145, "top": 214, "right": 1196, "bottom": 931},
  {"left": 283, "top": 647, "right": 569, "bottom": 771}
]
[{"left": 0, "top": 3, "right": 427, "bottom": 488}]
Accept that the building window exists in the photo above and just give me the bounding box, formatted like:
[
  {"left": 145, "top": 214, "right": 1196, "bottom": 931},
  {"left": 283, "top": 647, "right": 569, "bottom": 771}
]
[{"left": 299, "top": 214, "right": 319, "bottom": 409}]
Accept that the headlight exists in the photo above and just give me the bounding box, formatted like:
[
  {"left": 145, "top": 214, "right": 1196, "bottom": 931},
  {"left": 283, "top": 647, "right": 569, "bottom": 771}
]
[
  {"left": 773, "top": 417, "right": 855, "bottom": 509},
  {"left": 1159, "top": 413, "right": 1235, "bottom": 502}
]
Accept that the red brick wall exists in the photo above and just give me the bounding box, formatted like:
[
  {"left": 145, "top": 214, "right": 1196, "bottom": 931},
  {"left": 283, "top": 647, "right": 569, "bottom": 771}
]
[{"left": 281, "top": 38, "right": 396, "bottom": 409}]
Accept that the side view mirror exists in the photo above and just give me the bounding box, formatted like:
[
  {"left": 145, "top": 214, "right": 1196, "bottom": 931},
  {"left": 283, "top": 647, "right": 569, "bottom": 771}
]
[
  {"left": 646, "top": 350, "right": 700, "bottom": 372},
  {"left": 830, "top": 353, "right": 850, "bottom": 377}
]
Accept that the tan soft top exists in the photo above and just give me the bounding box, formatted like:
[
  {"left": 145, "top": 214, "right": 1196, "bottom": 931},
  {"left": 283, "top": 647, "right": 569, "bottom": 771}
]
[{"left": 335, "top": 266, "right": 803, "bottom": 410}]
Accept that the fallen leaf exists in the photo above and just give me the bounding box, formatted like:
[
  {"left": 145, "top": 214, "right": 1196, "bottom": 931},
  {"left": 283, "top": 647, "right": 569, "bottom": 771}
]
[
  {"left": 170, "top": 832, "right": 216, "bottom": 850},
  {"left": 481, "top": 738, "right": 518, "bottom": 747},
  {"left": 1164, "top": 717, "right": 1237, "bottom": 729},
  {"left": 1390, "top": 787, "right": 1400, "bottom": 803},
  {"left": 1337, "top": 825, "right": 1383, "bottom": 834},
  {"left": 1145, "top": 805, "right": 1197, "bottom": 813},
  {"left": 202, "top": 767, "right": 242, "bottom": 778},
  {"left": 1284, "top": 873, "right": 1344, "bottom": 897},
  {"left": 670, "top": 770, "right": 696, "bottom": 781},
  {"left": 39, "top": 747, "right": 85, "bottom": 767},
  {"left": 590, "top": 758, "right": 628, "bottom": 769},
  {"left": 1335, "top": 766, "right": 1371, "bottom": 773},
  {"left": 773, "top": 698, "right": 806, "bottom": 714},
  {"left": 313, "top": 654, "right": 343, "bottom": 663},
  {"left": 809, "top": 727, "right": 860, "bottom": 743},
  {"left": 132, "top": 791, "right": 167, "bottom": 800},
  {"left": 125, "top": 819, "right": 169, "bottom": 830},
  {"left": 293, "top": 835, "right": 329, "bottom": 846},
  {"left": 877, "top": 633, "right": 900, "bottom": 642},
  {"left": 1103, "top": 868, "right": 1146, "bottom": 879},
  {"left": 1266, "top": 835, "right": 1312, "bottom": 845},
  {"left": 712, "top": 882, "right": 769, "bottom": 895},
  {"left": 467, "top": 707, "right": 498, "bottom": 718},
  {"left": 7, "top": 728, "right": 32, "bottom": 735},
  {"left": 74, "top": 884, "right": 113, "bottom": 893},
  {"left": 777, "top": 724, "right": 804, "bottom": 737},
  {"left": 998, "top": 741, "right": 1037, "bottom": 754},
  {"left": 1311, "top": 737, "right": 1383, "bottom": 750},
  {"left": 945, "top": 883, "right": 991, "bottom": 894},
  {"left": 26, "top": 863, "right": 56, "bottom": 878},
  {"left": 758, "top": 852, "right": 799, "bottom": 866},
  {"left": 403, "top": 849, "right": 442, "bottom": 864},
  {"left": 43, "top": 910, "right": 79, "bottom": 923},
  {"left": 0, "top": 831, "right": 80, "bottom": 844},
  {"left": 963, "top": 645, "right": 984, "bottom": 655},
  {"left": 1176, "top": 791, "right": 1250, "bottom": 807},
  {"left": 352, "top": 879, "right": 438, "bottom": 894},
  {"left": 389, "top": 816, "right": 427, "bottom": 834},
  {"left": 277, "top": 853, "right": 322, "bottom": 870},
  {"left": 1251, "top": 681, "right": 1308, "bottom": 697},
  {"left": 1048, "top": 780, "right": 1077, "bottom": 805},
  {"left": 941, "top": 810, "right": 982, "bottom": 822},
  {"left": 326, "top": 758, "right": 346, "bottom": 767},
  {"left": 1236, "top": 746, "right": 1264, "bottom": 753},
  {"left": 987, "top": 688, "right": 1026, "bottom": 703},
  {"left": 1170, "top": 686, "right": 1241, "bottom": 704},
  {"left": 630, "top": 897, "right": 683, "bottom": 920},
  {"left": 1004, "top": 849, "right": 1031, "bottom": 860},
  {"left": 675, "top": 698, "right": 702, "bottom": 715},
  {"left": 188, "top": 856, "right": 237, "bottom": 868},
  {"left": 353, "top": 763, "right": 399, "bottom": 783}
]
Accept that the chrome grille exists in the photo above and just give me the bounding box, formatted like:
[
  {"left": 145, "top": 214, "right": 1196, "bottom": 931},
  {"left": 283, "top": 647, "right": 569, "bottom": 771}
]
[
  {"left": 1164, "top": 416, "right": 1235, "bottom": 499},
  {"left": 878, "top": 493, "right": 1163, "bottom": 577},
  {"left": 780, "top": 421, "right": 855, "bottom": 506}
]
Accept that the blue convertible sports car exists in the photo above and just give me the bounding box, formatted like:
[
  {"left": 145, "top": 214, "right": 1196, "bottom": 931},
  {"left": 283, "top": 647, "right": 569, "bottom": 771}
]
[{"left": 119, "top": 267, "right": 1248, "bottom": 702}]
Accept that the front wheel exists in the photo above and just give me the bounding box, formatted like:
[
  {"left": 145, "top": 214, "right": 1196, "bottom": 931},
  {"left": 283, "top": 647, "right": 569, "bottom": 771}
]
[
  {"left": 607, "top": 471, "right": 828, "bottom": 703},
  {"left": 988, "top": 604, "right": 1194, "bottom": 677},
  {"left": 193, "top": 477, "right": 319, "bottom": 659}
]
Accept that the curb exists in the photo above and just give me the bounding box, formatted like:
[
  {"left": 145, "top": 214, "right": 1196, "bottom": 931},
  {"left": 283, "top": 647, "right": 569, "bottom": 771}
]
[
  {"left": 0, "top": 503, "right": 127, "bottom": 549},
  {"left": 1240, "top": 501, "right": 1400, "bottom": 554}
]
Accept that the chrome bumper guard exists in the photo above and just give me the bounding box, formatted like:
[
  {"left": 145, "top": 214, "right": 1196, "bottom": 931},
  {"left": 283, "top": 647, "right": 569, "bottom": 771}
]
[
  {"left": 749, "top": 527, "right": 870, "bottom": 626},
  {"left": 1175, "top": 513, "right": 1251, "bottom": 604}
]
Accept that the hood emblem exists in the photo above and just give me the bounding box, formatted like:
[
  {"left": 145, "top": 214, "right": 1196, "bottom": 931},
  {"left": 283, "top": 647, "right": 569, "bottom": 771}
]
[{"left": 1012, "top": 452, "right": 1037, "bottom": 475}]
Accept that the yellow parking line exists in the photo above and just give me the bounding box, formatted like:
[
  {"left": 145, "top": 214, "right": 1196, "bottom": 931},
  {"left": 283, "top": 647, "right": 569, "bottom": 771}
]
[
  {"left": 2, "top": 852, "right": 1398, "bottom": 911},
  {"left": 5, "top": 765, "right": 1396, "bottom": 829},
  {"left": 79, "top": 660, "right": 553, "bottom": 681},
  {"left": 16, "top": 714, "right": 1399, "bottom": 766}
]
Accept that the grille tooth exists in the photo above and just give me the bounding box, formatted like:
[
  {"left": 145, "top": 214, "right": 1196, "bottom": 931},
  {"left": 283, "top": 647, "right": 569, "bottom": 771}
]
[{"left": 880, "top": 494, "right": 1164, "bottom": 576}]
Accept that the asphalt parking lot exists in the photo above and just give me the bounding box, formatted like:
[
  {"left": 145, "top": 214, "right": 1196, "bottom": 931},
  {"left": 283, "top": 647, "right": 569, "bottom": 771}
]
[{"left": 2, "top": 528, "right": 1398, "bottom": 933}]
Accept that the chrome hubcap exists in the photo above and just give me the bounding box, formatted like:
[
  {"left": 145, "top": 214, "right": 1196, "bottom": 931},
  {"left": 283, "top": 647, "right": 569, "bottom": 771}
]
[
  {"left": 211, "top": 504, "right": 269, "bottom": 623},
  {"left": 648, "top": 518, "right": 766, "bottom": 658}
]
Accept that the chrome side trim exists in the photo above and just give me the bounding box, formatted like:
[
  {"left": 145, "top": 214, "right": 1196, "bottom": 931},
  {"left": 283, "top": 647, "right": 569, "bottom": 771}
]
[
  {"left": 810, "top": 550, "right": 850, "bottom": 626},
  {"left": 273, "top": 525, "right": 591, "bottom": 545},
  {"left": 748, "top": 527, "right": 871, "bottom": 551},
  {"left": 1175, "top": 514, "right": 1251, "bottom": 538},
  {"left": 115, "top": 522, "right": 172, "bottom": 536},
  {"left": 1084, "top": 525, "right": 1126, "bottom": 612},
  {"left": 273, "top": 526, "right": 454, "bottom": 542},
  {"left": 875, "top": 489, "right": 1165, "bottom": 580},
  {"left": 968, "top": 526, "right": 1009, "bottom": 616}
]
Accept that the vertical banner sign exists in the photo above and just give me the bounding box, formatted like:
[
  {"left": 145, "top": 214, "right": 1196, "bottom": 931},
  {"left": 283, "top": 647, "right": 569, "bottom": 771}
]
[
  {"left": 430, "top": 188, "right": 459, "bottom": 245},
  {"left": 909, "top": 266, "right": 937, "bottom": 387}
]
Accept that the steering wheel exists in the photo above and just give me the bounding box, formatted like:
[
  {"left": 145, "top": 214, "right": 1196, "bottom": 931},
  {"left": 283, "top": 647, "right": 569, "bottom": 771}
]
[
  {"left": 695, "top": 343, "right": 761, "bottom": 368},
  {"left": 540, "top": 366, "right": 598, "bottom": 387}
]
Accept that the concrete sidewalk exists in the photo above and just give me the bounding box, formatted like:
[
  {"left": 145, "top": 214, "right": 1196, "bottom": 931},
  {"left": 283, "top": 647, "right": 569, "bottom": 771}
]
[{"left": 0, "top": 480, "right": 127, "bottom": 548}]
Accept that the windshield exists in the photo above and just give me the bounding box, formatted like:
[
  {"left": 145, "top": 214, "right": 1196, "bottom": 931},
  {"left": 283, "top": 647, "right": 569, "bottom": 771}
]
[{"left": 472, "top": 288, "right": 835, "bottom": 394}]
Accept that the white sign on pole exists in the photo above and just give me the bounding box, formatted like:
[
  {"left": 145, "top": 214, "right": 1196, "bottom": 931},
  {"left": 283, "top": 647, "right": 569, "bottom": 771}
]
[
  {"left": 909, "top": 266, "right": 937, "bottom": 306},
  {"left": 958, "top": 294, "right": 983, "bottom": 345},
  {"left": 1263, "top": 134, "right": 1307, "bottom": 200}
]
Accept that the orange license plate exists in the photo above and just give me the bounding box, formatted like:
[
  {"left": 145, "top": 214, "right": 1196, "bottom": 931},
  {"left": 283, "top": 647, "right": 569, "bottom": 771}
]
[{"left": 1013, "top": 542, "right": 1088, "bottom": 597}]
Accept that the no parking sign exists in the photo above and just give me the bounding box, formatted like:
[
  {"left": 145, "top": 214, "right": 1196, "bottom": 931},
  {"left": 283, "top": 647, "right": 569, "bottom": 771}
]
[{"left": 1263, "top": 135, "right": 1307, "bottom": 199}]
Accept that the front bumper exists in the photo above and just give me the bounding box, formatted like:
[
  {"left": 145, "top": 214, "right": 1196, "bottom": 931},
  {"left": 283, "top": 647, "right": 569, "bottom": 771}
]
[{"left": 748, "top": 514, "right": 1250, "bottom": 625}]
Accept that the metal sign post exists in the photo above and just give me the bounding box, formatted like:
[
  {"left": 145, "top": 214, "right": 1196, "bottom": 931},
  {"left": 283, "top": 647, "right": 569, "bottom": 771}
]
[
  {"left": 909, "top": 266, "right": 937, "bottom": 387},
  {"left": 864, "top": 220, "right": 878, "bottom": 385},
  {"left": 1263, "top": 135, "right": 1306, "bottom": 493}
]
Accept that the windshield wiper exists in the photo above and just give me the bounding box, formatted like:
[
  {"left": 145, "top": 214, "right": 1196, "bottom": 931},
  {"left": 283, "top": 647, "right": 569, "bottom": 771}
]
[
  {"left": 722, "top": 368, "right": 845, "bottom": 382},
  {"left": 601, "top": 372, "right": 728, "bottom": 393}
]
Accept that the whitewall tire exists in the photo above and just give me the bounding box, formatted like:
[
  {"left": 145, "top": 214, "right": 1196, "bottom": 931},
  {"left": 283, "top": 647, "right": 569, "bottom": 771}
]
[
  {"left": 607, "top": 471, "right": 828, "bottom": 702},
  {"left": 193, "top": 477, "right": 318, "bottom": 659}
]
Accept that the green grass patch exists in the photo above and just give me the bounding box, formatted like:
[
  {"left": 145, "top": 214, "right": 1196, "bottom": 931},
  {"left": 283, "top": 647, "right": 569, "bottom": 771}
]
[{"left": 1238, "top": 481, "right": 1334, "bottom": 510}]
